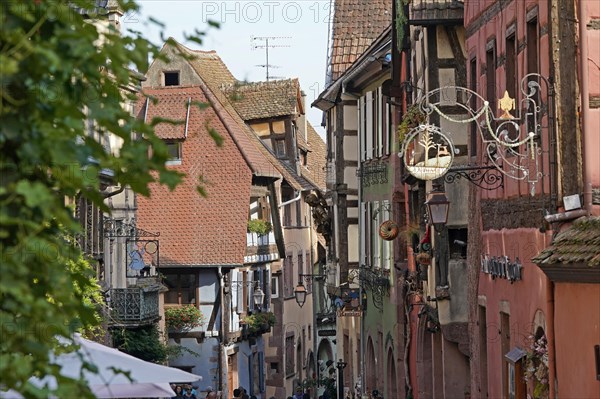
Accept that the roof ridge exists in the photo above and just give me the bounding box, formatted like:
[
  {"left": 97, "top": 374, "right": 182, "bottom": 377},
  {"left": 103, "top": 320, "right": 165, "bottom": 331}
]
[{"left": 162, "top": 41, "right": 312, "bottom": 189}]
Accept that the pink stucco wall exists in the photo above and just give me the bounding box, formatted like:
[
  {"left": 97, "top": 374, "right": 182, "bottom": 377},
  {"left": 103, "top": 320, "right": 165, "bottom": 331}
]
[
  {"left": 554, "top": 283, "right": 600, "bottom": 398},
  {"left": 479, "top": 228, "right": 551, "bottom": 399}
]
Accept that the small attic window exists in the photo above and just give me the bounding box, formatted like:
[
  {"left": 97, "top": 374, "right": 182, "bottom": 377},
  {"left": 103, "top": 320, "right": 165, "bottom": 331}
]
[
  {"left": 300, "top": 150, "right": 308, "bottom": 166},
  {"left": 165, "top": 140, "right": 182, "bottom": 164},
  {"left": 164, "top": 71, "right": 180, "bottom": 86}
]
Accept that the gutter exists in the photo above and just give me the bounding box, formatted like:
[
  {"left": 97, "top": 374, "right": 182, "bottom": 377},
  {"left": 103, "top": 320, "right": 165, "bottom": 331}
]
[
  {"left": 278, "top": 190, "right": 302, "bottom": 208},
  {"left": 312, "top": 26, "right": 392, "bottom": 111}
]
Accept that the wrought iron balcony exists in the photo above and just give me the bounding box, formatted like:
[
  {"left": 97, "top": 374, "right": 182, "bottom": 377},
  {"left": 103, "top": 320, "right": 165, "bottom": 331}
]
[
  {"left": 409, "top": 0, "right": 464, "bottom": 25},
  {"left": 108, "top": 287, "right": 160, "bottom": 326}
]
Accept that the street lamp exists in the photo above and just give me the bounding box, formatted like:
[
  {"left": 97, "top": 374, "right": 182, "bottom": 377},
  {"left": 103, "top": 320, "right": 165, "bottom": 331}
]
[
  {"left": 294, "top": 272, "right": 327, "bottom": 308},
  {"left": 425, "top": 189, "right": 451, "bottom": 291},
  {"left": 294, "top": 282, "right": 308, "bottom": 308},
  {"left": 425, "top": 190, "right": 450, "bottom": 226},
  {"left": 253, "top": 283, "right": 265, "bottom": 308}
]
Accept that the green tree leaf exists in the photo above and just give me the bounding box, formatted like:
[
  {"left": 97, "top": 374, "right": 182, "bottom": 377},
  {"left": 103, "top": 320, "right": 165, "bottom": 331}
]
[{"left": 0, "top": 1, "right": 218, "bottom": 396}]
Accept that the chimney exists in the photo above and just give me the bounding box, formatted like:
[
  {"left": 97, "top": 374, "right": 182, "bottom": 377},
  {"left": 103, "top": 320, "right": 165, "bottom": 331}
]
[{"left": 301, "top": 90, "right": 308, "bottom": 142}]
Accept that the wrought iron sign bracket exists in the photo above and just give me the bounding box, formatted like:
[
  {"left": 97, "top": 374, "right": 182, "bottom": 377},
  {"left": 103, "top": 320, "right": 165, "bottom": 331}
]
[
  {"left": 103, "top": 218, "right": 160, "bottom": 238},
  {"left": 399, "top": 73, "right": 554, "bottom": 194},
  {"left": 359, "top": 267, "right": 390, "bottom": 312},
  {"left": 443, "top": 164, "right": 504, "bottom": 190}
]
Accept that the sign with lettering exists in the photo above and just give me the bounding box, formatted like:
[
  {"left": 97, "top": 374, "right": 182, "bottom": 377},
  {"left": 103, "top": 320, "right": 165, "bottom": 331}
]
[
  {"left": 337, "top": 309, "right": 363, "bottom": 317},
  {"left": 318, "top": 329, "right": 337, "bottom": 337},
  {"left": 481, "top": 255, "right": 522, "bottom": 282}
]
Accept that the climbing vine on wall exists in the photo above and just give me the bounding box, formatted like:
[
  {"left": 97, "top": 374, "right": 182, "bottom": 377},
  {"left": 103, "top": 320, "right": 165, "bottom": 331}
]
[{"left": 395, "top": 0, "right": 410, "bottom": 52}]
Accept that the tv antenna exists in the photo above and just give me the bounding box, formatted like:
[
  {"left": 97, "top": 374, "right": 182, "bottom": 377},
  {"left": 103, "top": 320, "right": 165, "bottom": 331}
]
[{"left": 251, "top": 36, "right": 291, "bottom": 81}]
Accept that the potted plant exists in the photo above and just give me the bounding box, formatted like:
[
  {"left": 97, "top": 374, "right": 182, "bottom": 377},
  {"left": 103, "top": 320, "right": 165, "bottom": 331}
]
[
  {"left": 242, "top": 311, "right": 276, "bottom": 334},
  {"left": 164, "top": 305, "right": 205, "bottom": 331},
  {"left": 416, "top": 252, "right": 432, "bottom": 265},
  {"left": 247, "top": 219, "right": 272, "bottom": 235},
  {"left": 398, "top": 104, "right": 427, "bottom": 143}
]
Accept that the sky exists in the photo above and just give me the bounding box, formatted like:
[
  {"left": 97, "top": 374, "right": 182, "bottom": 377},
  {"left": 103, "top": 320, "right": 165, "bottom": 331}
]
[{"left": 133, "top": 0, "right": 331, "bottom": 137}]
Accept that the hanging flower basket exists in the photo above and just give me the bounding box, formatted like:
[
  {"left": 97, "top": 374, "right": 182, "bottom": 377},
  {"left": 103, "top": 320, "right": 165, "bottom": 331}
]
[
  {"left": 165, "top": 305, "right": 205, "bottom": 331},
  {"left": 416, "top": 252, "right": 431, "bottom": 265},
  {"left": 242, "top": 311, "right": 276, "bottom": 334}
]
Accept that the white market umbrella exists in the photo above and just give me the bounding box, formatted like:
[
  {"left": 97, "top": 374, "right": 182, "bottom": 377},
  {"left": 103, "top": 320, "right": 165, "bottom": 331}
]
[{"left": 2, "top": 334, "right": 202, "bottom": 398}]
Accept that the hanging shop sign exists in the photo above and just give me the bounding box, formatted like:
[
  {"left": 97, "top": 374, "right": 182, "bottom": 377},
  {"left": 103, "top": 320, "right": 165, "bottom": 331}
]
[
  {"left": 481, "top": 255, "right": 522, "bottom": 282},
  {"left": 337, "top": 309, "right": 363, "bottom": 317},
  {"left": 400, "top": 124, "right": 455, "bottom": 181},
  {"left": 397, "top": 75, "right": 554, "bottom": 193},
  {"left": 318, "top": 329, "right": 337, "bottom": 337}
]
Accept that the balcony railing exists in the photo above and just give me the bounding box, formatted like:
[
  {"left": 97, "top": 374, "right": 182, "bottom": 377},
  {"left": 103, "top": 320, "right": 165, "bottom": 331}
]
[
  {"left": 245, "top": 232, "right": 279, "bottom": 263},
  {"left": 108, "top": 287, "right": 160, "bottom": 326},
  {"left": 246, "top": 232, "right": 276, "bottom": 247}
]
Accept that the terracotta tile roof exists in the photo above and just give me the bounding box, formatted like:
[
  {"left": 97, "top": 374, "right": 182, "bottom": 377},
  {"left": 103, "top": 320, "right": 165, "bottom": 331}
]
[
  {"left": 533, "top": 216, "right": 600, "bottom": 267},
  {"left": 136, "top": 86, "right": 252, "bottom": 266},
  {"left": 167, "top": 41, "right": 328, "bottom": 187},
  {"left": 303, "top": 125, "right": 327, "bottom": 189},
  {"left": 222, "top": 79, "right": 301, "bottom": 121},
  {"left": 141, "top": 92, "right": 189, "bottom": 140},
  {"left": 167, "top": 41, "right": 280, "bottom": 179},
  {"left": 329, "top": 0, "right": 392, "bottom": 81},
  {"left": 171, "top": 41, "right": 321, "bottom": 191}
]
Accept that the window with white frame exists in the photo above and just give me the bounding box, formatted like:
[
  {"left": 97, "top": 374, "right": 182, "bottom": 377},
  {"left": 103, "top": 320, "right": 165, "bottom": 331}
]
[
  {"left": 165, "top": 140, "right": 182, "bottom": 164},
  {"left": 365, "top": 91, "right": 373, "bottom": 160},
  {"left": 371, "top": 201, "right": 381, "bottom": 268},
  {"left": 271, "top": 275, "right": 279, "bottom": 298},
  {"left": 372, "top": 89, "right": 379, "bottom": 158}
]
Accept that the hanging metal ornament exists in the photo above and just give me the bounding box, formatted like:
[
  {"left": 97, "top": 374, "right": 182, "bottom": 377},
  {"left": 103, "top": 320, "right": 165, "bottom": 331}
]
[
  {"left": 400, "top": 124, "right": 456, "bottom": 181},
  {"left": 379, "top": 220, "right": 399, "bottom": 241}
]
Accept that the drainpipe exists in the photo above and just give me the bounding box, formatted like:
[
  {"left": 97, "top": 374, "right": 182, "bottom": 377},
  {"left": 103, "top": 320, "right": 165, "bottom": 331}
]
[
  {"left": 218, "top": 266, "right": 225, "bottom": 395},
  {"left": 578, "top": 0, "right": 593, "bottom": 215},
  {"left": 278, "top": 191, "right": 302, "bottom": 208},
  {"left": 309, "top": 206, "right": 319, "bottom": 399},
  {"left": 546, "top": 277, "right": 556, "bottom": 399}
]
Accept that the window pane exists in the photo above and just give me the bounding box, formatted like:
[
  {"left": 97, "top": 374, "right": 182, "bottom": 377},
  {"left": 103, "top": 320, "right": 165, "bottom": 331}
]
[
  {"left": 163, "top": 273, "right": 179, "bottom": 304},
  {"left": 164, "top": 72, "right": 180, "bottom": 86},
  {"left": 166, "top": 141, "right": 181, "bottom": 161},
  {"left": 181, "top": 274, "right": 195, "bottom": 304}
]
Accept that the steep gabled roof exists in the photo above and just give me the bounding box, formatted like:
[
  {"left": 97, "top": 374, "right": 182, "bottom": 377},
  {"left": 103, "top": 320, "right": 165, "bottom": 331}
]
[
  {"left": 136, "top": 86, "right": 253, "bottom": 266},
  {"left": 221, "top": 79, "right": 301, "bottom": 121},
  {"left": 157, "top": 40, "right": 281, "bottom": 179},
  {"left": 170, "top": 41, "right": 317, "bottom": 191},
  {"left": 303, "top": 124, "right": 327, "bottom": 189},
  {"left": 328, "top": 0, "right": 392, "bottom": 81}
]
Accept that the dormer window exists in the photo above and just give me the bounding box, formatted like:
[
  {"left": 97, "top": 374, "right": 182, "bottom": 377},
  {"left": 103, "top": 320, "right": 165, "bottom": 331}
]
[
  {"left": 165, "top": 140, "right": 182, "bottom": 164},
  {"left": 273, "top": 138, "right": 286, "bottom": 157},
  {"left": 300, "top": 150, "right": 308, "bottom": 166},
  {"left": 164, "top": 71, "right": 180, "bottom": 86}
]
